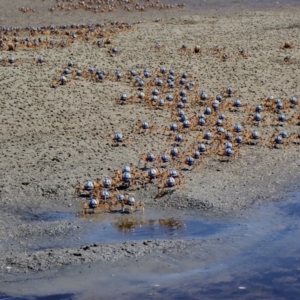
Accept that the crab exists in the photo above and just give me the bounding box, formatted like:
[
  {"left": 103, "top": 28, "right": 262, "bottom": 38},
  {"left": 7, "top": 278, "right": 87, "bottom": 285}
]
[
  {"left": 194, "top": 142, "right": 213, "bottom": 156},
  {"left": 211, "top": 45, "right": 226, "bottom": 53},
  {"left": 220, "top": 52, "right": 231, "bottom": 61},
  {"left": 161, "top": 169, "right": 185, "bottom": 182},
  {"left": 6, "top": 42, "right": 18, "bottom": 51},
  {"left": 243, "top": 130, "right": 264, "bottom": 145},
  {"left": 156, "top": 176, "right": 184, "bottom": 196},
  {"left": 0, "top": 55, "right": 21, "bottom": 66},
  {"left": 108, "top": 47, "right": 120, "bottom": 55},
  {"left": 151, "top": 42, "right": 166, "bottom": 51},
  {"left": 150, "top": 98, "right": 171, "bottom": 110},
  {"left": 229, "top": 123, "right": 245, "bottom": 135},
  {"left": 211, "top": 115, "right": 233, "bottom": 129},
  {"left": 135, "top": 120, "right": 156, "bottom": 134},
  {"left": 138, "top": 151, "right": 157, "bottom": 168},
  {"left": 92, "top": 188, "right": 117, "bottom": 202},
  {"left": 286, "top": 96, "right": 298, "bottom": 107},
  {"left": 224, "top": 98, "right": 248, "bottom": 112},
  {"left": 143, "top": 167, "right": 163, "bottom": 184},
  {"left": 178, "top": 44, "right": 189, "bottom": 52},
  {"left": 197, "top": 131, "right": 214, "bottom": 143},
  {"left": 55, "top": 39, "right": 72, "bottom": 48},
  {"left": 157, "top": 153, "right": 174, "bottom": 167},
  {"left": 238, "top": 49, "right": 250, "bottom": 58},
  {"left": 162, "top": 147, "right": 184, "bottom": 162},
  {"left": 216, "top": 144, "right": 241, "bottom": 160},
  {"left": 33, "top": 56, "right": 50, "bottom": 65},
  {"left": 176, "top": 155, "right": 202, "bottom": 170},
  {"left": 80, "top": 198, "right": 110, "bottom": 215},
  {"left": 122, "top": 196, "right": 144, "bottom": 213},
  {"left": 220, "top": 86, "right": 238, "bottom": 98},
  {"left": 283, "top": 55, "right": 293, "bottom": 64},
  {"left": 280, "top": 41, "right": 294, "bottom": 49},
  {"left": 114, "top": 166, "right": 142, "bottom": 187},
  {"left": 93, "top": 177, "right": 118, "bottom": 192},
  {"left": 193, "top": 45, "right": 205, "bottom": 54},
  {"left": 246, "top": 112, "right": 269, "bottom": 126},
  {"left": 74, "top": 180, "right": 94, "bottom": 196},
  {"left": 195, "top": 90, "right": 214, "bottom": 103},
  {"left": 51, "top": 75, "right": 73, "bottom": 87},
  {"left": 167, "top": 133, "right": 184, "bottom": 145},
  {"left": 110, "top": 194, "right": 144, "bottom": 213},
  {"left": 110, "top": 132, "right": 129, "bottom": 146},
  {"left": 163, "top": 122, "right": 178, "bottom": 135},
  {"left": 117, "top": 93, "right": 136, "bottom": 105},
  {"left": 269, "top": 134, "right": 290, "bottom": 148}
]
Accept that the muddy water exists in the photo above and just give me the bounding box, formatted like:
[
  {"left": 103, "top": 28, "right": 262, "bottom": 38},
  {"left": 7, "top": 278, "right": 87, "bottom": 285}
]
[{"left": 1, "top": 191, "right": 300, "bottom": 299}]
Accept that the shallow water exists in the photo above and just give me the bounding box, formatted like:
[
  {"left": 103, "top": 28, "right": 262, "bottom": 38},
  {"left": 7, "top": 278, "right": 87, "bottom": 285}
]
[
  {"left": 26, "top": 208, "right": 231, "bottom": 251},
  {"left": 1, "top": 191, "right": 300, "bottom": 299}
]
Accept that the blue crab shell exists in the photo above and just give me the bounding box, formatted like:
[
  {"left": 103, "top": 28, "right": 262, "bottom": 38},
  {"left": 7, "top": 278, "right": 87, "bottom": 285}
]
[
  {"left": 122, "top": 165, "right": 131, "bottom": 173},
  {"left": 117, "top": 194, "right": 125, "bottom": 202},
  {"left": 193, "top": 150, "right": 200, "bottom": 159},
  {"left": 170, "top": 147, "right": 178, "bottom": 157},
  {"left": 204, "top": 131, "right": 211, "bottom": 140},
  {"left": 216, "top": 94, "right": 223, "bottom": 102},
  {"left": 170, "top": 123, "right": 177, "bottom": 131},
  {"left": 254, "top": 113, "right": 261, "bottom": 121},
  {"left": 114, "top": 132, "right": 123, "bottom": 142},
  {"left": 280, "top": 130, "right": 288, "bottom": 138},
  {"left": 225, "top": 148, "right": 232, "bottom": 156},
  {"left": 152, "top": 89, "right": 159, "bottom": 96},
  {"left": 103, "top": 177, "right": 111, "bottom": 188},
  {"left": 252, "top": 130, "right": 260, "bottom": 139},
  {"left": 233, "top": 99, "right": 241, "bottom": 107},
  {"left": 198, "top": 143, "right": 206, "bottom": 152},
  {"left": 204, "top": 107, "right": 211, "bottom": 115},
  {"left": 161, "top": 154, "right": 169, "bottom": 163},
  {"left": 122, "top": 172, "right": 131, "bottom": 182},
  {"left": 169, "top": 169, "right": 178, "bottom": 177},
  {"left": 148, "top": 168, "right": 157, "bottom": 179},
  {"left": 186, "top": 156, "right": 194, "bottom": 166},
  {"left": 142, "top": 121, "right": 149, "bottom": 129},
  {"left": 255, "top": 105, "right": 262, "bottom": 112},
  {"left": 167, "top": 177, "right": 175, "bottom": 187},
  {"left": 175, "top": 134, "right": 183, "bottom": 142},
  {"left": 166, "top": 94, "right": 173, "bottom": 101},
  {"left": 101, "top": 189, "right": 110, "bottom": 199},
  {"left": 147, "top": 152, "right": 155, "bottom": 162},
  {"left": 127, "top": 196, "right": 135, "bottom": 205},
  {"left": 278, "top": 114, "right": 286, "bottom": 122},
  {"left": 89, "top": 198, "right": 97, "bottom": 209},
  {"left": 84, "top": 180, "right": 93, "bottom": 191},
  {"left": 235, "top": 135, "right": 243, "bottom": 144},
  {"left": 234, "top": 124, "right": 242, "bottom": 133}
]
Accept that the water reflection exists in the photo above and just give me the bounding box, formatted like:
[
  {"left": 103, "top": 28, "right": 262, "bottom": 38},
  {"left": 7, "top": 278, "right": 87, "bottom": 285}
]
[{"left": 112, "top": 217, "right": 185, "bottom": 232}]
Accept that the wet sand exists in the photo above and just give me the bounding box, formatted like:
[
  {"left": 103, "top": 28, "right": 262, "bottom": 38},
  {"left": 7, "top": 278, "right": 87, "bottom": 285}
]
[{"left": 0, "top": 0, "right": 300, "bottom": 297}]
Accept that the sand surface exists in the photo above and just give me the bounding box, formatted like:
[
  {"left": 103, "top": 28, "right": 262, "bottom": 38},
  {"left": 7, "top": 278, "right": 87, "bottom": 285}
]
[{"left": 0, "top": 0, "right": 300, "bottom": 285}]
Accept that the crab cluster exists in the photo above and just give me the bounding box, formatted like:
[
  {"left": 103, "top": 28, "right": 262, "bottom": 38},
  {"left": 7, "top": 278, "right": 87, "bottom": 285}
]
[
  {"left": 73, "top": 66, "right": 299, "bottom": 216},
  {"left": 75, "top": 163, "right": 185, "bottom": 215},
  {"left": 48, "top": 0, "right": 185, "bottom": 13},
  {"left": 18, "top": 6, "right": 36, "bottom": 13},
  {"left": 114, "top": 67, "right": 299, "bottom": 156},
  {"left": 0, "top": 21, "right": 137, "bottom": 52}
]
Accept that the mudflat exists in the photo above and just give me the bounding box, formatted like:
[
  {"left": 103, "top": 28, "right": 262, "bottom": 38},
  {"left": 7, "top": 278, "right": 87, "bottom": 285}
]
[{"left": 0, "top": 0, "right": 300, "bottom": 291}]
